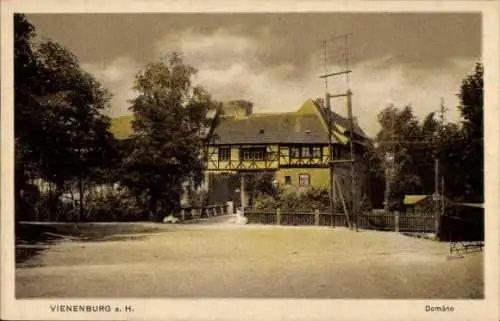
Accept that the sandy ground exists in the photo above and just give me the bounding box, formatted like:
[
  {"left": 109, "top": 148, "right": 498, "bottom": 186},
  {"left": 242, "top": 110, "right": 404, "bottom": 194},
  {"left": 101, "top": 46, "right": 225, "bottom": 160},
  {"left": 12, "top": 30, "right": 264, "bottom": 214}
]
[{"left": 16, "top": 219, "right": 483, "bottom": 299}]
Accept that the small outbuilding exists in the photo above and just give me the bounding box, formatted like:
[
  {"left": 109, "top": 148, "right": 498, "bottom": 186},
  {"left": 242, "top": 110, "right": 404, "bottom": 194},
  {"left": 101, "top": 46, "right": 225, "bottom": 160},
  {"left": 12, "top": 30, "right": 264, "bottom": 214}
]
[{"left": 403, "top": 194, "right": 432, "bottom": 214}]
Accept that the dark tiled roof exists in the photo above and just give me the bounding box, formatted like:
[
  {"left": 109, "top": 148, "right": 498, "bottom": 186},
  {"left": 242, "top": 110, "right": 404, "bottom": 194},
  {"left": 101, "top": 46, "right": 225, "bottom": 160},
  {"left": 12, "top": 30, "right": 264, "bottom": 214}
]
[
  {"left": 211, "top": 113, "right": 330, "bottom": 145},
  {"left": 110, "top": 99, "right": 370, "bottom": 145},
  {"left": 320, "top": 105, "right": 368, "bottom": 139}
]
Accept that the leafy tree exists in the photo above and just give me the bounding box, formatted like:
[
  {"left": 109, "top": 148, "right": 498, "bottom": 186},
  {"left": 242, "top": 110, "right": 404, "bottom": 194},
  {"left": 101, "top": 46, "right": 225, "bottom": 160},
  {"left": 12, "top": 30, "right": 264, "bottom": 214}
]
[
  {"left": 362, "top": 143, "right": 385, "bottom": 208},
  {"left": 369, "top": 63, "right": 483, "bottom": 209},
  {"left": 35, "top": 40, "right": 116, "bottom": 222},
  {"left": 250, "top": 172, "right": 279, "bottom": 198},
  {"left": 122, "top": 53, "right": 218, "bottom": 221},
  {"left": 413, "top": 112, "right": 439, "bottom": 195},
  {"left": 436, "top": 122, "right": 466, "bottom": 199},
  {"left": 14, "top": 14, "right": 116, "bottom": 222},
  {"left": 14, "top": 14, "right": 44, "bottom": 221},
  {"left": 456, "top": 63, "right": 483, "bottom": 202},
  {"left": 374, "top": 105, "right": 423, "bottom": 209}
]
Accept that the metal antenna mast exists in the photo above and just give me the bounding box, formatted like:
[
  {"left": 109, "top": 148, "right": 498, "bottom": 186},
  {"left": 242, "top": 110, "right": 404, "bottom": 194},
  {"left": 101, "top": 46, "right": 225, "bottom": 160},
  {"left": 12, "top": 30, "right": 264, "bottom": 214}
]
[
  {"left": 322, "top": 40, "right": 337, "bottom": 228},
  {"left": 319, "top": 33, "right": 357, "bottom": 230}
]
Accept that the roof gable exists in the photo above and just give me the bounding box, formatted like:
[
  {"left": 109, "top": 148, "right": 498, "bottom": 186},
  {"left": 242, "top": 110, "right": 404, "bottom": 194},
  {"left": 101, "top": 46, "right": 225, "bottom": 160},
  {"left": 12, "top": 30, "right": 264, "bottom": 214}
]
[
  {"left": 296, "top": 99, "right": 320, "bottom": 115},
  {"left": 111, "top": 115, "right": 134, "bottom": 139}
]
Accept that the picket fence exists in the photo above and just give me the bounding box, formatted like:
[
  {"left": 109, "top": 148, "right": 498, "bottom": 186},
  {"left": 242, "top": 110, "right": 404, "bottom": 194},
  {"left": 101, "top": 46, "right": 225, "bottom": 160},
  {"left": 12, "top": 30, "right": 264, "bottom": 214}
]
[
  {"left": 243, "top": 208, "right": 435, "bottom": 233},
  {"left": 178, "top": 204, "right": 229, "bottom": 221}
]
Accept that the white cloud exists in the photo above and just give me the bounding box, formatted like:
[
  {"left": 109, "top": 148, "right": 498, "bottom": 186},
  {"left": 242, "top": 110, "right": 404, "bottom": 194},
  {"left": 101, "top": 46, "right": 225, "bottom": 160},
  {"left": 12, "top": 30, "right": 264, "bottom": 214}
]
[
  {"left": 82, "top": 57, "right": 142, "bottom": 117},
  {"left": 83, "top": 29, "right": 478, "bottom": 138},
  {"left": 346, "top": 56, "right": 475, "bottom": 136}
]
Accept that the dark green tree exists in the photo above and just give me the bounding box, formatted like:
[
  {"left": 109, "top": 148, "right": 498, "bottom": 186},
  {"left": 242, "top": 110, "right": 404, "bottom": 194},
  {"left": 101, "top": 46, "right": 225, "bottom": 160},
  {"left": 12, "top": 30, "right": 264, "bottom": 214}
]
[
  {"left": 457, "top": 62, "right": 483, "bottom": 202},
  {"left": 35, "top": 40, "right": 116, "bottom": 222},
  {"left": 14, "top": 13, "right": 46, "bottom": 221},
  {"left": 374, "top": 105, "right": 423, "bottom": 209},
  {"left": 14, "top": 14, "right": 116, "bottom": 222},
  {"left": 122, "top": 53, "right": 218, "bottom": 221}
]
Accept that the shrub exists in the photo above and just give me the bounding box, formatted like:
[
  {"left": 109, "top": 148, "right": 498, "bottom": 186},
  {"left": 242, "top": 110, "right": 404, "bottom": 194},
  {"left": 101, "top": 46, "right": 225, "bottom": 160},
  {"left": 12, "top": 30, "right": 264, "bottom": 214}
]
[
  {"left": 252, "top": 186, "right": 332, "bottom": 212},
  {"left": 33, "top": 191, "right": 78, "bottom": 222},
  {"left": 186, "top": 189, "right": 208, "bottom": 207},
  {"left": 280, "top": 187, "right": 331, "bottom": 212},
  {"left": 16, "top": 184, "right": 40, "bottom": 222},
  {"left": 253, "top": 194, "right": 279, "bottom": 210},
  {"left": 84, "top": 188, "right": 144, "bottom": 222}
]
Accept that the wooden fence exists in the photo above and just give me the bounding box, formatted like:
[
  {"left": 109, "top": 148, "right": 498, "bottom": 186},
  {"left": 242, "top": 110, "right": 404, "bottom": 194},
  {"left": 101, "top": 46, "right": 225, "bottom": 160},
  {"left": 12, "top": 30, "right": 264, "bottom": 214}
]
[
  {"left": 178, "top": 204, "right": 229, "bottom": 221},
  {"left": 244, "top": 208, "right": 435, "bottom": 233}
]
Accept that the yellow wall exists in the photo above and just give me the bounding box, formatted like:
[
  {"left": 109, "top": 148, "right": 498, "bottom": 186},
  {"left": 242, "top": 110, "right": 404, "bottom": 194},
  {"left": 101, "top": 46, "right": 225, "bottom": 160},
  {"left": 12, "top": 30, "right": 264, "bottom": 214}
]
[
  {"left": 275, "top": 165, "right": 366, "bottom": 199},
  {"left": 276, "top": 168, "right": 330, "bottom": 189}
]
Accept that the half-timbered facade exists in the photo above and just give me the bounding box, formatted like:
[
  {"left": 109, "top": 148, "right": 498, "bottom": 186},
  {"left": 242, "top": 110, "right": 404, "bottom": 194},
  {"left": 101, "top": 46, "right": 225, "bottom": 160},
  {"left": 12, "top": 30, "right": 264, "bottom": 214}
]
[{"left": 204, "top": 99, "right": 370, "bottom": 207}]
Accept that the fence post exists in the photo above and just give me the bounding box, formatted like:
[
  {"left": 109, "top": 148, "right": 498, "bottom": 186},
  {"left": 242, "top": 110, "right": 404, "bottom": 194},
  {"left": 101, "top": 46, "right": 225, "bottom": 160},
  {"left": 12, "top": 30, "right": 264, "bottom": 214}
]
[
  {"left": 314, "top": 209, "right": 320, "bottom": 226},
  {"left": 394, "top": 211, "right": 400, "bottom": 233},
  {"left": 181, "top": 209, "right": 185, "bottom": 221},
  {"left": 276, "top": 208, "right": 281, "bottom": 225},
  {"left": 213, "top": 207, "right": 217, "bottom": 216}
]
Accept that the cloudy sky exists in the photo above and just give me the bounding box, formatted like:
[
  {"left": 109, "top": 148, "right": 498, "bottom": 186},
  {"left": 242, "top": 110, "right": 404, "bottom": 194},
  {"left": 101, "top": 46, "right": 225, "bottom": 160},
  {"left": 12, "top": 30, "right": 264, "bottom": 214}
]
[{"left": 26, "top": 13, "right": 481, "bottom": 137}]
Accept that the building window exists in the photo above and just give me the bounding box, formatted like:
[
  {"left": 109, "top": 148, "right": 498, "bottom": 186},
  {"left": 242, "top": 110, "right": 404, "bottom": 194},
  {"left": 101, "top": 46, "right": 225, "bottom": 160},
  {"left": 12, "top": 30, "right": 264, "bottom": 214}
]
[
  {"left": 284, "top": 176, "right": 292, "bottom": 184},
  {"left": 290, "top": 147, "right": 300, "bottom": 159},
  {"left": 299, "top": 173, "right": 310, "bottom": 186},
  {"left": 312, "top": 147, "right": 322, "bottom": 158},
  {"left": 301, "top": 147, "right": 311, "bottom": 158},
  {"left": 289, "top": 145, "right": 322, "bottom": 159},
  {"left": 218, "top": 147, "right": 231, "bottom": 161},
  {"left": 241, "top": 147, "right": 266, "bottom": 161},
  {"left": 254, "top": 150, "right": 264, "bottom": 161}
]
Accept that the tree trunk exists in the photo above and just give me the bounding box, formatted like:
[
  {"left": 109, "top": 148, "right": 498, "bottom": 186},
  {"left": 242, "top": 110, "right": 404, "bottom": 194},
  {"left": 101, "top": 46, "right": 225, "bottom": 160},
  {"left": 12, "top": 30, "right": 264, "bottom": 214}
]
[
  {"left": 48, "top": 182, "right": 54, "bottom": 222},
  {"left": 78, "top": 175, "right": 84, "bottom": 224},
  {"left": 383, "top": 169, "right": 391, "bottom": 213},
  {"left": 149, "top": 195, "right": 158, "bottom": 222}
]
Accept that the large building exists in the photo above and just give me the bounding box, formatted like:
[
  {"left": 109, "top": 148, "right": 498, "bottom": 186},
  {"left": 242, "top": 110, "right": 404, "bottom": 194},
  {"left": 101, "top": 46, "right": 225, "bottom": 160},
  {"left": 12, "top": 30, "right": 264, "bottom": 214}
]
[{"left": 204, "top": 99, "right": 370, "bottom": 209}]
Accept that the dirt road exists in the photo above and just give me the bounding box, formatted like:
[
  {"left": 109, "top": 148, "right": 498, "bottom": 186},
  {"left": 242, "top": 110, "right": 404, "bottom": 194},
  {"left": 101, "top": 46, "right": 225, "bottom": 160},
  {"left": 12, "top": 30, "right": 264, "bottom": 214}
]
[{"left": 16, "top": 224, "right": 483, "bottom": 298}]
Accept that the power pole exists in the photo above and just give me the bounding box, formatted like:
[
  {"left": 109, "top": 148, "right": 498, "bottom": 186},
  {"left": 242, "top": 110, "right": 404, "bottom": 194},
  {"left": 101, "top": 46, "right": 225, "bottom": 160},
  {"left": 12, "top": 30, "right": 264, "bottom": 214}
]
[
  {"left": 319, "top": 34, "right": 355, "bottom": 230},
  {"left": 439, "top": 97, "right": 447, "bottom": 126},
  {"left": 439, "top": 99, "right": 447, "bottom": 226},
  {"left": 325, "top": 92, "right": 336, "bottom": 227},
  {"left": 434, "top": 98, "right": 447, "bottom": 240},
  {"left": 344, "top": 35, "right": 358, "bottom": 231},
  {"left": 347, "top": 90, "right": 357, "bottom": 231},
  {"left": 383, "top": 110, "right": 396, "bottom": 213},
  {"left": 434, "top": 157, "right": 440, "bottom": 239},
  {"left": 441, "top": 176, "right": 445, "bottom": 218},
  {"left": 323, "top": 40, "right": 336, "bottom": 228}
]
